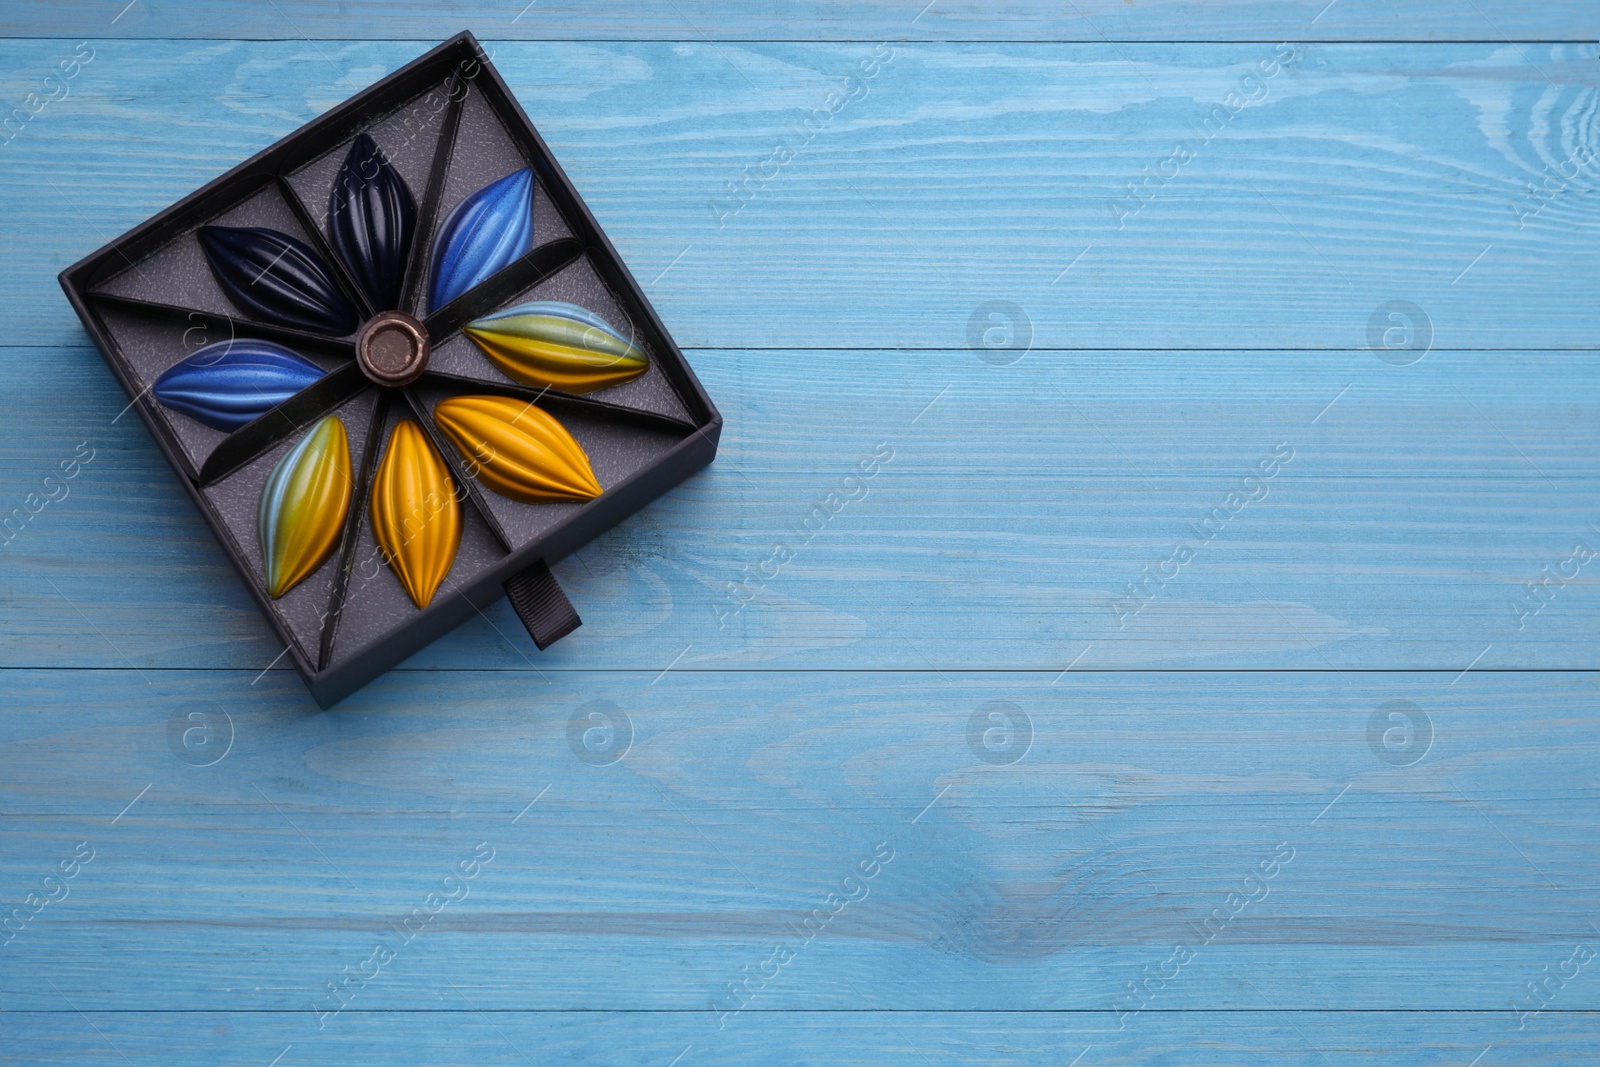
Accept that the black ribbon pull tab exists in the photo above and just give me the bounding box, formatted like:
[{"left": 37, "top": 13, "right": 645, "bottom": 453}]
[{"left": 504, "top": 559, "right": 581, "bottom": 650}]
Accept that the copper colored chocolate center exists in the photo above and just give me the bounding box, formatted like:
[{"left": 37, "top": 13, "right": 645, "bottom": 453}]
[{"left": 355, "top": 311, "right": 430, "bottom": 386}]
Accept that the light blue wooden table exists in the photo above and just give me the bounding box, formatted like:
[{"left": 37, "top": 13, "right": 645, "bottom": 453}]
[{"left": 2, "top": 2, "right": 1598, "bottom": 1062}]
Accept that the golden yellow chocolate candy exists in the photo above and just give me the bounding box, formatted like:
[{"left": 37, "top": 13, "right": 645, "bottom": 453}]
[
  {"left": 433, "top": 395, "right": 602, "bottom": 505},
  {"left": 370, "top": 419, "right": 462, "bottom": 609}
]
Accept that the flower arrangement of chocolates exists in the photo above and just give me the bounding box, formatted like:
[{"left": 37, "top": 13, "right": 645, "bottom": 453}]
[{"left": 60, "top": 34, "right": 720, "bottom": 706}]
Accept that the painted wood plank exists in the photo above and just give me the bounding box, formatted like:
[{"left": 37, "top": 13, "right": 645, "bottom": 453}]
[
  {"left": 4, "top": 1014, "right": 1596, "bottom": 1067},
  {"left": 2, "top": 41, "right": 1597, "bottom": 350},
  {"left": 4, "top": 1010, "right": 1596, "bottom": 1066},
  {"left": 1, "top": 1, "right": 1594, "bottom": 42},
  {"left": 4, "top": 346, "right": 1597, "bottom": 672},
  {"left": 1, "top": 14, "right": 1593, "bottom": 1067},
  {"left": 1, "top": 669, "right": 1596, "bottom": 1014}
]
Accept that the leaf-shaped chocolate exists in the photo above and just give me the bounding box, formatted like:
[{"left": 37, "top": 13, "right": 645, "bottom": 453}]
[
  {"left": 152, "top": 339, "right": 327, "bottom": 432},
  {"left": 329, "top": 133, "right": 416, "bottom": 311},
  {"left": 258, "top": 415, "right": 352, "bottom": 599},
  {"left": 433, "top": 395, "right": 601, "bottom": 505},
  {"left": 370, "top": 419, "right": 461, "bottom": 609},
  {"left": 198, "top": 226, "right": 359, "bottom": 335},
  {"left": 427, "top": 168, "right": 534, "bottom": 312},
  {"left": 464, "top": 301, "right": 648, "bottom": 394}
]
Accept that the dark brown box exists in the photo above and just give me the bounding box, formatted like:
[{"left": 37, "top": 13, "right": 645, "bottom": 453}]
[{"left": 58, "top": 32, "right": 720, "bottom": 707}]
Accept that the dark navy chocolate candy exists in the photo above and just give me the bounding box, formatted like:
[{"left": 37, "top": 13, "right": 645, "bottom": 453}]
[
  {"left": 328, "top": 133, "right": 416, "bottom": 311},
  {"left": 198, "top": 225, "right": 359, "bottom": 335}
]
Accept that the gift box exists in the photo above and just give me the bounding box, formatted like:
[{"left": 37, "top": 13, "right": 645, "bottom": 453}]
[{"left": 58, "top": 32, "right": 721, "bottom": 707}]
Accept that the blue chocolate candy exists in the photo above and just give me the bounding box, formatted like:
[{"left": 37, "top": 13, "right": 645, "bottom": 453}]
[
  {"left": 427, "top": 168, "right": 534, "bottom": 311},
  {"left": 152, "top": 339, "right": 327, "bottom": 432}
]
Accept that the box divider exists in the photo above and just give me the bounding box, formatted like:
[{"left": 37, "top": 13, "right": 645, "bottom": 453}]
[
  {"left": 399, "top": 386, "right": 515, "bottom": 552},
  {"left": 274, "top": 174, "right": 377, "bottom": 324},
  {"left": 86, "top": 291, "right": 357, "bottom": 359},
  {"left": 419, "top": 370, "right": 699, "bottom": 437},
  {"left": 319, "top": 389, "right": 392, "bottom": 671},
  {"left": 198, "top": 363, "right": 370, "bottom": 488},
  {"left": 400, "top": 64, "right": 468, "bottom": 316},
  {"left": 421, "top": 238, "right": 585, "bottom": 342}
]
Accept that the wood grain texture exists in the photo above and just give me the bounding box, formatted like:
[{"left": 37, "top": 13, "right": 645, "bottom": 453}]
[
  {"left": 3, "top": 347, "right": 1596, "bottom": 670},
  {"left": 6, "top": 1011, "right": 1598, "bottom": 1066},
  {"left": 1, "top": 1, "right": 1595, "bottom": 42},
  {"left": 1, "top": 41, "right": 1598, "bottom": 350},
  {"left": 1, "top": 12, "right": 1597, "bottom": 1065},
  {"left": 1, "top": 670, "right": 1596, "bottom": 1014}
]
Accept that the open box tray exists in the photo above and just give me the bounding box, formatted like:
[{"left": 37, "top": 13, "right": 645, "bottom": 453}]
[{"left": 58, "top": 32, "right": 720, "bottom": 708}]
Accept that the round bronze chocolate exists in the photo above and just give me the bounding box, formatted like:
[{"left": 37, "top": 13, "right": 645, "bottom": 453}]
[{"left": 355, "top": 311, "right": 430, "bottom": 386}]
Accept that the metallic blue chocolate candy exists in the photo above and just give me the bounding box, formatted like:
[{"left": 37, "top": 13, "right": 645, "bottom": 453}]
[
  {"left": 329, "top": 133, "right": 416, "bottom": 311},
  {"left": 152, "top": 340, "right": 327, "bottom": 432},
  {"left": 198, "top": 225, "right": 359, "bottom": 335},
  {"left": 427, "top": 168, "right": 534, "bottom": 311}
]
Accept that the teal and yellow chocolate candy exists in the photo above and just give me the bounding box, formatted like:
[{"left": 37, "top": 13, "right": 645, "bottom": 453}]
[
  {"left": 463, "top": 301, "right": 648, "bottom": 394},
  {"left": 257, "top": 415, "right": 352, "bottom": 598}
]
